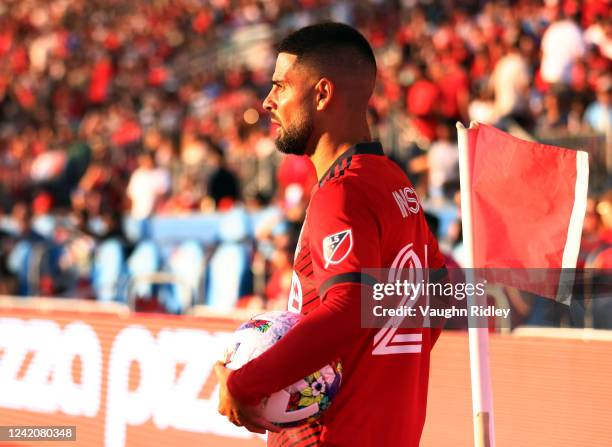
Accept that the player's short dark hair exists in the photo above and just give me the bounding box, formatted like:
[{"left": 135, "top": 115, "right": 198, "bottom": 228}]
[{"left": 277, "top": 22, "right": 377, "bottom": 76}]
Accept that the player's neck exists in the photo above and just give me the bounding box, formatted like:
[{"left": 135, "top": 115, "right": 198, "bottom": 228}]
[{"left": 310, "top": 128, "right": 372, "bottom": 181}]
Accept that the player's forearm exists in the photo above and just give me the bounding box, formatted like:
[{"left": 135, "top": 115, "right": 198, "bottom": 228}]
[{"left": 227, "top": 283, "right": 363, "bottom": 405}]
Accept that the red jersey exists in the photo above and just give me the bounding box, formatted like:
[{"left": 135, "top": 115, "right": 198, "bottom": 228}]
[{"left": 228, "top": 142, "right": 445, "bottom": 446}]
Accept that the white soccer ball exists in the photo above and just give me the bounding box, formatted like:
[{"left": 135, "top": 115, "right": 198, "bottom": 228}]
[{"left": 224, "top": 310, "right": 342, "bottom": 427}]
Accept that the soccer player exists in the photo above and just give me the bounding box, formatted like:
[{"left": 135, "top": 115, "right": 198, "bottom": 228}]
[{"left": 216, "top": 22, "right": 445, "bottom": 446}]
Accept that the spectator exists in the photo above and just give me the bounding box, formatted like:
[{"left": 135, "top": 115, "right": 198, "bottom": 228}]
[
  {"left": 584, "top": 76, "right": 612, "bottom": 134},
  {"left": 540, "top": 7, "right": 586, "bottom": 85},
  {"left": 207, "top": 143, "right": 240, "bottom": 210},
  {"left": 536, "top": 89, "right": 569, "bottom": 134},
  {"left": 406, "top": 63, "right": 440, "bottom": 143},
  {"left": 158, "top": 174, "right": 202, "bottom": 214},
  {"left": 427, "top": 121, "right": 459, "bottom": 202},
  {"left": 6, "top": 202, "right": 50, "bottom": 295},
  {"left": 468, "top": 83, "right": 496, "bottom": 125},
  {"left": 490, "top": 39, "right": 531, "bottom": 119},
  {"left": 98, "top": 209, "right": 130, "bottom": 248},
  {"left": 597, "top": 191, "right": 612, "bottom": 244},
  {"left": 585, "top": 15, "right": 612, "bottom": 60},
  {"left": 11, "top": 202, "right": 46, "bottom": 243},
  {"left": 264, "top": 245, "right": 293, "bottom": 309},
  {"left": 430, "top": 57, "right": 469, "bottom": 124},
  {"left": 126, "top": 152, "right": 171, "bottom": 218},
  {"left": 579, "top": 197, "right": 604, "bottom": 266},
  {"left": 0, "top": 226, "right": 15, "bottom": 294},
  {"left": 58, "top": 209, "right": 96, "bottom": 295}
]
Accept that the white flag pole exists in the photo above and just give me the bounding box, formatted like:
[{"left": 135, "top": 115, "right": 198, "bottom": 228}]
[{"left": 456, "top": 121, "right": 496, "bottom": 447}]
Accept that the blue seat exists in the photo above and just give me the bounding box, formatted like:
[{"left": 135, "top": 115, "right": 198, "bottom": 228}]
[
  {"left": 205, "top": 207, "right": 253, "bottom": 309},
  {"left": 164, "top": 240, "right": 206, "bottom": 313},
  {"left": 126, "top": 240, "right": 161, "bottom": 299},
  {"left": 92, "top": 239, "right": 125, "bottom": 302},
  {"left": 7, "top": 239, "right": 61, "bottom": 296},
  {"left": 206, "top": 242, "right": 250, "bottom": 310},
  {"left": 7, "top": 241, "right": 35, "bottom": 296}
]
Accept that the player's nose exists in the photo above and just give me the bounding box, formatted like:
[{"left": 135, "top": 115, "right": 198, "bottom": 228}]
[{"left": 262, "top": 91, "right": 275, "bottom": 113}]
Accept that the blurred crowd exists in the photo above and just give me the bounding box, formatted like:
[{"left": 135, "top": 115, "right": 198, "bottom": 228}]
[{"left": 0, "top": 0, "right": 610, "bottom": 322}]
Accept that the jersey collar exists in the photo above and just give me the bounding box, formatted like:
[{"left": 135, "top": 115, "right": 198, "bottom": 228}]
[{"left": 318, "top": 141, "right": 384, "bottom": 187}]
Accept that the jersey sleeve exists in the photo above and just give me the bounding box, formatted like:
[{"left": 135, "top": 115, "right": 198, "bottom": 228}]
[{"left": 308, "top": 180, "right": 382, "bottom": 295}]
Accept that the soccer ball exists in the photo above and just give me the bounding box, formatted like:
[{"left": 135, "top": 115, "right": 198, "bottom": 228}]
[{"left": 223, "top": 310, "right": 342, "bottom": 427}]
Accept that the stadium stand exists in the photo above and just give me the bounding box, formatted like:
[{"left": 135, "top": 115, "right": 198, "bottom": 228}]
[{"left": 0, "top": 0, "right": 609, "bottom": 327}]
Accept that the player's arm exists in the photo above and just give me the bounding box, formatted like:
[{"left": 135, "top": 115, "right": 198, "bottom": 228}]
[
  {"left": 215, "top": 282, "right": 366, "bottom": 433},
  {"left": 226, "top": 282, "right": 366, "bottom": 405},
  {"left": 223, "top": 181, "right": 379, "bottom": 405}
]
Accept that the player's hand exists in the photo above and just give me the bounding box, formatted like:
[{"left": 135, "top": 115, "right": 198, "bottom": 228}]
[{"left": 214, "top": 361, "right": 281, "bottom": 434}]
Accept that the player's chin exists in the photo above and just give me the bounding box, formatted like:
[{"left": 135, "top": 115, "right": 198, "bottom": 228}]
[{"left": 275, "top": 138, "right": 307, "bottom": 156}]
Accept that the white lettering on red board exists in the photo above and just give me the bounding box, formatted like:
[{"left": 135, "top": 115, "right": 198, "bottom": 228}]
[
  {"left": 0, "top": 318, "right": 102, "bottom": 416},
  {"left": 0, "top": 318, "right": 265, "bottom": 447}
]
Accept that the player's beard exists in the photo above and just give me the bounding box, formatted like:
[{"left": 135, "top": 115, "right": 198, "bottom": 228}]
[{"left": 274, "top": 110, "right": 314, "bottom": 156}]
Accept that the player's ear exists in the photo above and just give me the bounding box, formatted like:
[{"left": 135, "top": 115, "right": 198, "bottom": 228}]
[{"left": 314, "top": 78, "right": 333, "bottom": 111}]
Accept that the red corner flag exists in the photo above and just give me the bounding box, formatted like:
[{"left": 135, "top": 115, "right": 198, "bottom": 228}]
[
  {"left": 456, "top": 122, "right": 589, "bottom": 447},
  {"left": 464, "top": 123, "right": 589, "bottom": 269}
]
